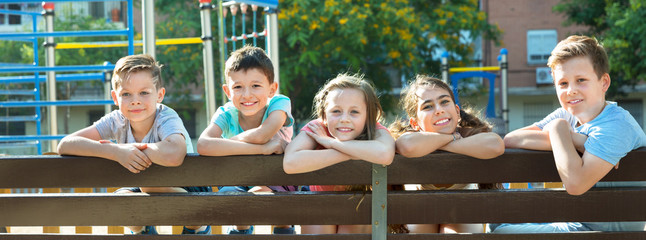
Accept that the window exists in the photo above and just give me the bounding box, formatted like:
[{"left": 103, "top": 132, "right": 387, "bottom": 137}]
[
  {"left": 617, "top": 100, "right": 643, "bottom": 128},
  {"left": 527, "top": 30, "right": 557, "bottom": 65},
  {"left": 0, "top": 4, "right": 22, "bottom": 25},
  {"left": 523, "top": 102, "right": 555, "bottom": 126}
]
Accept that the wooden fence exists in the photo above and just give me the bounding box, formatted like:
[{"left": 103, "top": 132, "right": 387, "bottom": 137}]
[{"left": 1, "top": 148, "right": 646, "bottom": 239}]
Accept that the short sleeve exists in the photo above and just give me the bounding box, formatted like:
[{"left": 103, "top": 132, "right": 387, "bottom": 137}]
[
  {"left": 534, "top": 108, "right": 576, "bottom": 129},
  {"left": 156, "top": 106, "right": 191, "bottom": 143},
  {"left": 584, "top": 119, "right": 637, "bottom": 166},
  {"left": 93, "top": 110, "right": 123, "bottom": 140},
  {"left": 210, "top": 102, "right": 237, "bottom": 138},
  {"left": 266, "top": 95, "right": 294, "bottom": 127}
]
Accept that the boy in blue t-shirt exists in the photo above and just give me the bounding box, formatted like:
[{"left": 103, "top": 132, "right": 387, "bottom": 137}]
[
  {"left": 197, "top": 46, "right": 295, "bottom": 234},
  {"left": 494, "top": 36, "right": 646, "bottom": 233}
]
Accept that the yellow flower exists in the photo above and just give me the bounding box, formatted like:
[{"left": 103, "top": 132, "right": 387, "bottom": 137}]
[
  {"left": 364, "top": 3, "right": 369, "bottom": 8},
  {"left": 336, "top": 46, "right": 342, "bottom": 52},
  {"left": 339, "top": 18, "right": 348, "bottom": 25},
  {"left": 438, "top": 19, "right": 447, "bottom": 26},
  {"left": 321, "top": 16, "right": 329, "bottom": 23},
  {"left": 388, "top": 50, "right": 401, "bottom": 59},
  {"left": 301, "top": 15, "right": 308, "bottom": 20},
  {"left": 477, "top": 12, "right": 486, "bottom": 21},
  {"left": 446, "top": 11, "right": 454, "bottom": 18},
  {"left": 278, "top": 12, "right": 287, "bottom": 20},
  {"left": 333, "top": 9, "right": 340, "bottom": 15},
  {"left": 360, "top": 37, "right": 367, "bottom": 45},
  {"left": 373, "top": 24, "right": 379, "bottom": 28},
  {"left": 310, "top": 21, "right": 320, "bottom": 30},
  {"left": 382, "top": 26, "right": 391, "bottom": 35}
]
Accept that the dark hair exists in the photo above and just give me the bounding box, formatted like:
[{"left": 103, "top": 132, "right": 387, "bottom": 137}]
[
  {"left": 313, "top": 73, "right": 383, "bottom": 140},
  {"left": 548, "top": 35, "right": 609, "bottom": 79},
  {"left": 225, "top": 45, "right": 274, "bottom": 84},
  {"left": 389, "top": 75, "right": 492, "bottom": 138},
  {"left": 112, "top": 54, "right": 162, "bottom": 90}
]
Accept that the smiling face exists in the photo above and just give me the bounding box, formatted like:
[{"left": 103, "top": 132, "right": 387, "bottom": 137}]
[
  {"left": 411, "top": 86, "right": 460, "bottom": 134},
  {"left": 323, "top": 88, "right": 367, "bottom": 141},
  {"left": 111, "top": 70, "right": 165, "bottom": 126},
  {"left": 223, "top": 68, "right": 277, "bottom": 119},
  {"left": 552, "top": 56, "right": 610, "bottom": 124}
]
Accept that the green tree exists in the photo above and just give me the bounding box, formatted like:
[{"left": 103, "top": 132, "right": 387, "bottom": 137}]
[
  {"left": 554, "top": 0, "right": 646, "bottom": 98},
  {"left": 278, "top": 0, "right": 501, "bottom": 120}
]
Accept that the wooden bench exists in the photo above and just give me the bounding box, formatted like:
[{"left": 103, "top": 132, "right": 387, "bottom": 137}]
[{"left": 1, "top": 148, "right": 645, "bottom": 239}]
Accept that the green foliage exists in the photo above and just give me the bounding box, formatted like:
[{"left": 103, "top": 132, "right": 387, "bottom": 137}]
[
  {"left": 554, "top": 0, "right": 646, "bottom": 99},
  {"left": 278, "top": 0, "right": 501, "bottom": 120}
]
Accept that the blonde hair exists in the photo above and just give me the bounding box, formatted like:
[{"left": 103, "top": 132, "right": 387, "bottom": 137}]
[
  {"left": 313, "top": 73, "right": 383, "bottom": 140},
  {"left": 547, "top": 35, "right": 609, "bottom": 79},
  {"left": 389, "top": 75, "right": 492, "bottom": 138},
  {"left": 112, "top": 54, "right": 162, "bottom": 90}
]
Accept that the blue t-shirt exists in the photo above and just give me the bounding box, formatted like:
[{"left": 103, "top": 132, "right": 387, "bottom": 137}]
[
  {"left": 535, "top": 102, "right": 646, "bottom": 166},
  {"left": 534, "top": 102, "right": 646, "bottom": 232},
  {"left": 211, "top": 94, "right": 294, "bottom": 141}
]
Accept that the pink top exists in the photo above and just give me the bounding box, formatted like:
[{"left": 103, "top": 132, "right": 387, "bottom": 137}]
[{"left": 301, "top": 119, "right": 388, "bottom": 192}]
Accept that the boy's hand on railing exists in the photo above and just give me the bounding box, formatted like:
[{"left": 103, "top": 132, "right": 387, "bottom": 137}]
[
  {"left": 100, "top": 141, "right": 152, "bottom": 173},
  {"left": 262, "top": 139, "right": 286, "bottom": 155}
]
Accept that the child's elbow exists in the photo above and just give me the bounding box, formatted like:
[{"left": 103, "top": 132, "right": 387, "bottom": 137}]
[
  {"left": 196, "top": 138, "right": 210, "bottom": 155},
  {"left": 503, "top": 134, "right": 520, "bottom": 148},
  {"left": 374, "top": 149, "right": 395, "bottom": 165},
  {"left": 563, "top": 181, "right": 591, "bottom": 196},
  {"left": 282, "top": 157, "right": 300, "bottom": 174},
  {"left": 395, "top": 141, "right": 418, "bottom": 158}
]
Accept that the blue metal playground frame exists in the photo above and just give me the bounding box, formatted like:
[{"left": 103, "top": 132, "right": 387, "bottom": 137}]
[{"left": 0, "top": 0, "right": 135, "bottom": 154}]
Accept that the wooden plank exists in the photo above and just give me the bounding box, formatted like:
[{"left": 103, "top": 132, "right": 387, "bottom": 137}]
[
  {"left": 0, "top": 148, "right": 644, "bottom": 188},
  {"left": 0, "top": 192, "right": 370, "bottom": 226},
  {"left": 41, "top": 188, "right": 61, "bottom": 234},
  {"left": 1, "top": 233, "right": 646, "bottom": 240},
  {"left": 387, "top": 188, "right": 646, "bottom": 224},
  {"left": 73, "top": 188, "right": 94, "bottom": 234},
  {"left": 2, "top": 188, "right": 646, "bottom": 226},
  {"left": 545, "top": 182, "right": 564, "bottom": 188}
]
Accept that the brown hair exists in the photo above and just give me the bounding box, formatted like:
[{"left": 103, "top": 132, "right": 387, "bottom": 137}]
[
  {"left": 313, "top": 73, "right": 383, "bottom": 140},
  {"left": 389, "top": 75, "right": 492, "bottom": 138},
  {"left": 112, "top": 54, "right": 162, "bottom": 90},
  {"left": 225, "top": 45, "right": 274, "bottom": 84},
  {"left": 547, "top": 35, "right": 609, "bottom": 79}
]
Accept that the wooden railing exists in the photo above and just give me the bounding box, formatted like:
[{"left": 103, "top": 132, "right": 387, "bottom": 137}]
[{"left": 1, "top": 148, "right": 645, "bottom": 239}]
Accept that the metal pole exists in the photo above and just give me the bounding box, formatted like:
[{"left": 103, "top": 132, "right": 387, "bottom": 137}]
[
  {"left": 217, "top": 0, "right": 227, "bottom": 106},
  {"left": 103, "top": 62, "right": 112, "bottom": 115},
  {"left": 266, "top": 8, "right": 279, "bottom": 93},
  {"left": 126, "top": 0, "right": 134, "bottom": 55},
  {"left": 371, "top": 164, "right": 387, "bottom": 240},
  {"left": 43, "top": 2, "right": 57, "bottom": 152},
  {"left": 441, "top": 51, "right": 449, "bottom": 84},
  {"left": 32, "top": 13, "right": 42, "bottom": 154},
  {"left": 200, "top": 0, "right": 217, "bottom": 122},
  {"left": 500, "top": 48, "right": 509, "bottom": 133},
  {"left": 142, "top": 0, "right": 155, "bottom": 57}
]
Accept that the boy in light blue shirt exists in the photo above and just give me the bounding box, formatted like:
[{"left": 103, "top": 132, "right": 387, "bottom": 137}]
[
  {"left": 496, "top": 35, "right": 646, "bottom": 233},
  {"left": 197, "top": 46, "right": 295, "bottom": 234}
]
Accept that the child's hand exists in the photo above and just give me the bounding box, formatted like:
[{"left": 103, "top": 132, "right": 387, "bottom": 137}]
[
  {"left": 305, "top": 122, "right": 337, "bottom": 149},
  {"left": 114, "top": 144, "right": 152, "bottom": 173},
  {"left": 262, "top": 139, "right": 286, "bottom": 155}
]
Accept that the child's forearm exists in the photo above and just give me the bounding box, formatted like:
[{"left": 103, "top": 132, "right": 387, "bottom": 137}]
[
  {"left": 232, "top": 111, "right": 287, "bottom": 144},
  {"left": 440, "top": 132, "right": 505, "bottom": 159},
  {"left": 142, "top": 134, "right": 187, "bottom": 167},
  {"left": 58, "top": 136, "right": 118, "bottom": 160},
  {"left": 503, "top": 129, "right": 552, "bottom": 150},
  {"left": 396, "top": 132, "right": 452, "bottom": 158},
  {"left": 329, "top": 135, "right": 395, "bottom": 165},
  {"left": 283, "top": 149, "right": 352, "bottom": 174},
  {"left": 197, "top": 137, "right": 268, "bottom": 156}
]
